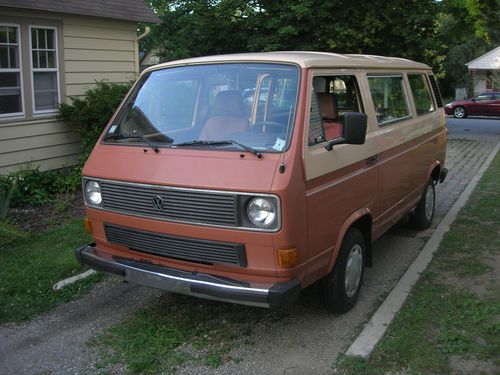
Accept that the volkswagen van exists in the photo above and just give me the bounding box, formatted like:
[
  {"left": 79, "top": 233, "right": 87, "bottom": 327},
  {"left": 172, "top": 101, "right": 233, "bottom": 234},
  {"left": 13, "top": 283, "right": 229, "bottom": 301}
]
[{"left": 75, "top": 52, "right": 447, "bottom": 312}]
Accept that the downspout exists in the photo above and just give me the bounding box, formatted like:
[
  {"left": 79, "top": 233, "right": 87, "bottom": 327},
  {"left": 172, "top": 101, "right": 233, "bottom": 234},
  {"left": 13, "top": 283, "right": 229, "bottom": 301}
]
[
  {"left": 136, "top": 27, "right": 151, "bottom": 73},
  {"left": 137, "top": 26, "right": 151, "bottom": 41}
]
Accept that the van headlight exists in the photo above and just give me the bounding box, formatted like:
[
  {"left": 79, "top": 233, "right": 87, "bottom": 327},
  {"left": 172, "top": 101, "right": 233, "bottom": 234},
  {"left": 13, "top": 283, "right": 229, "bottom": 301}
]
[
  {"left": 85, "top": 180, "right": 102, "bottom": 206},
  {"left": 247, "top": 197, "right": 277, "bottom": 228}
]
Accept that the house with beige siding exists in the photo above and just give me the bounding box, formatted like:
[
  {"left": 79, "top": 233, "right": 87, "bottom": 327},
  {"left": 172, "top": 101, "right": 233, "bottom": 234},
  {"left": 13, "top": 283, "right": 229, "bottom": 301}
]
[{"left": 0, "top": 0, "right": 158, "bottom": 174}]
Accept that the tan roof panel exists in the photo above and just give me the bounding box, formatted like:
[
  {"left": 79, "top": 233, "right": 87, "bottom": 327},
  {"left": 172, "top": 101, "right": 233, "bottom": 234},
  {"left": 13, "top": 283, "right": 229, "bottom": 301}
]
[{"left": 147, "top": 51, "right": 431, "bottom": 72}]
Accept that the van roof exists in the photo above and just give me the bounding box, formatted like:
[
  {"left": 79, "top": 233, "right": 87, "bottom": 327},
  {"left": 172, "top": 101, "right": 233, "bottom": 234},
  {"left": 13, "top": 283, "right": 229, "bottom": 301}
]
[{"left": 146, "top": 51, "right": 431, "bottom": 72}]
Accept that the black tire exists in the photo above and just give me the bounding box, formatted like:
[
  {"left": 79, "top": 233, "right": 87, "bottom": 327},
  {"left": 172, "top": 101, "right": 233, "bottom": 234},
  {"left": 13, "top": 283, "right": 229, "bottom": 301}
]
[
  {"left": 453, "top": 106, "right": 467, "bottom": 119},
  {"left": 321, "top": 227, "right": 365, "bottom": 313},
  {"left": 410, "top": 179, "right": 435, "bottom": 230}
]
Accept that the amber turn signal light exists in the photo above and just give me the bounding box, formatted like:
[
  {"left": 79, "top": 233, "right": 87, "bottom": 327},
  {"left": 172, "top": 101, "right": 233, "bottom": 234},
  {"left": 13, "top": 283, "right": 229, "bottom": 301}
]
[
  {"left": 276, "top": 247, "right": 299, "bottom": 268},
  {"left": 83, "top": 217, "right": 93, "bottom": 234}
]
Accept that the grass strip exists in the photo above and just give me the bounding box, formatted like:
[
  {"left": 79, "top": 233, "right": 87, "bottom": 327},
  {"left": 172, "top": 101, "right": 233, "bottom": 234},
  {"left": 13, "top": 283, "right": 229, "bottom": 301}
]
[
  {"left": 92, "top": 294, "right": 287, "bottom": 374},
  {"left": 0, "top": 218, "right": 102, "bottom": 324},
  {"left": 338, "top": 153, "right": 500, "bottom": 374}
]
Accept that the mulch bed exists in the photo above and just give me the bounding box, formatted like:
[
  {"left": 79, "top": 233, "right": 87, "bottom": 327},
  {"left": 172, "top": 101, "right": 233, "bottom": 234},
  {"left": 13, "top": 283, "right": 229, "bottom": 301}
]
[{"left": 8, "top": 193, "right": 85, "bottom": 233}]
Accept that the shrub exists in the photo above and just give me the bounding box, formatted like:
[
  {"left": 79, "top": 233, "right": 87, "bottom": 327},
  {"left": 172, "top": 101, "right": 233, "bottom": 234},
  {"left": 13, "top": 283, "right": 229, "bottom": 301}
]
[
  {"left": 59, "top": 81, "right": 131, "bottom": 164},
  {"left": 0, "top": 167, "right": 80, "bottom": 207}
]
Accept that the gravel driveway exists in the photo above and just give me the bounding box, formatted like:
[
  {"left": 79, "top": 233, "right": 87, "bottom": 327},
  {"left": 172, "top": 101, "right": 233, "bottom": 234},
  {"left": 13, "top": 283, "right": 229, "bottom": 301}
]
[{"left": 0, "top": 136, "right": 498, "bottom": 375}]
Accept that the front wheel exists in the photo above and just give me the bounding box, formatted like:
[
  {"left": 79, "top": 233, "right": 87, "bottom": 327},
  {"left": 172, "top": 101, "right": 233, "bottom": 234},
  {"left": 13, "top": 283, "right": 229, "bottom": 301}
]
[
  {"left": 410, "top": 179, "right": 435, "bottom": 230},
  {"left": 321, "top": 227, "right": 365, "bottom": 313},
  {"left": 453, "top": 106, "right": 467, "bottom": 118}
]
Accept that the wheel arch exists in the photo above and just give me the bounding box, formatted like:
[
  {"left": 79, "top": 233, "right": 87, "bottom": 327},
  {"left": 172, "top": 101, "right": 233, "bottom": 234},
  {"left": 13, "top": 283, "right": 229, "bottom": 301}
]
[
  {"left": 327, "top": 208, "right": 373, "bottom": 274},
  {"left": 428, "top": 161, "right": 442, "bottom": 183}
]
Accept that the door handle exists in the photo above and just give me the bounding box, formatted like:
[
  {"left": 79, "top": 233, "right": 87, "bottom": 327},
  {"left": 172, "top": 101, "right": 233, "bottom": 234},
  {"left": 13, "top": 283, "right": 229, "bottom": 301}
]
[{"left": 366, "top": 155, "right": 378, "bottom": 165}]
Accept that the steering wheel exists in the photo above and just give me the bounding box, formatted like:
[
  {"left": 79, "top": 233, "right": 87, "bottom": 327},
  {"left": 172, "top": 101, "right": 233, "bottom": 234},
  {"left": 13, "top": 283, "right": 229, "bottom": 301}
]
[{"left": 250, "top": 121, "right": 286, "bottom": 134}]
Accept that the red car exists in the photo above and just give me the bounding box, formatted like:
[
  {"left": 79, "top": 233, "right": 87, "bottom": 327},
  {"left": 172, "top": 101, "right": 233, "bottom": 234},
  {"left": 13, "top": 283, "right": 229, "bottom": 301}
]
[{"left": 444, "top": 92, "right": 500, "bottom": 118}]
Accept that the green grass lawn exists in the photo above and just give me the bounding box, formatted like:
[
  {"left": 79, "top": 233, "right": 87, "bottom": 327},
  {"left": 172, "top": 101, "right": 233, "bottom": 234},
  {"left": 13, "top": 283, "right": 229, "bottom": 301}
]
[
  {"left": 338, "top": 153, "right": 500, "bottom": 374},
  {"left": 0, "top": 219, "right": 102, "bottom": 324}
]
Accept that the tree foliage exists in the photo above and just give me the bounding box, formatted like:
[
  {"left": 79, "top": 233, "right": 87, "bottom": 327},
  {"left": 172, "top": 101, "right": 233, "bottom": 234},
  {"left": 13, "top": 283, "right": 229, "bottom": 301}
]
[
  {"left": 141, "top": 0, "right": 500, "bottom": 94},
  {"left": 437, "top": 0, "right": 500, "bottom": 95}
]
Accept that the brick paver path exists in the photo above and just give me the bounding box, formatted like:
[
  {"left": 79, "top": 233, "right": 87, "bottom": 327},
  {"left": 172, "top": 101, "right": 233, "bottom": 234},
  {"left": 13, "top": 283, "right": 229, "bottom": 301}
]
[{"left": 435, "top": 138, "right": 498, "bottom": 219}]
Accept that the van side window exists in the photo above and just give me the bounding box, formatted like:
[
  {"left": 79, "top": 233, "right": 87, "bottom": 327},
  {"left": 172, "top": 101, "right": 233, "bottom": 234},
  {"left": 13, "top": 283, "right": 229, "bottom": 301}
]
[
  {"left": 367, "top": 75, "right": 411, "bottom": 125},
  {"left": 309, "top": 75, "right": 363, "bottom": 145},
  {"left": 408, "top": 74, "right": 435, "bottom": 115}
]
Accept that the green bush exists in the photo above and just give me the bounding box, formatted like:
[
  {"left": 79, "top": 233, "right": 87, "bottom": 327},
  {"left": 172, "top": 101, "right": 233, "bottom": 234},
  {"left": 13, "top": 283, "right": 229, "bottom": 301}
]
[
  {"left": 0, "top": 167, "right": 80, "bottom": 207},
  {"left": 59, "top": 81, "right": 131, "bottom": 163}
]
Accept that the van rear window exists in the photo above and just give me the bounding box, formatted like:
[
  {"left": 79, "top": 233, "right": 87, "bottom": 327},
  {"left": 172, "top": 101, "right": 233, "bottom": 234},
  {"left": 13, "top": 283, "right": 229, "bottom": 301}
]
[{"left": 408, "top": 74, "right": 435, "bottom": 115}]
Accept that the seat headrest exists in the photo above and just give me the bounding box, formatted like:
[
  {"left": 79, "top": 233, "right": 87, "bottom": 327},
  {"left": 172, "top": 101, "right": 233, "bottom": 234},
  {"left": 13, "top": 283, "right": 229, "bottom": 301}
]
[
  {"left": 317, "top": 93, "right": 338, "bottom": 120},
  {"left": 213, "top": 90, "right": 244, "bottom": 116}
]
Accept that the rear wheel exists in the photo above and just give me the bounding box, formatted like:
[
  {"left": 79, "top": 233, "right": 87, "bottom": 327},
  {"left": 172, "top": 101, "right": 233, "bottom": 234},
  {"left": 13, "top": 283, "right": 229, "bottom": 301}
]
[
  {"left": 321, "top": 227, "right": 365, "bottom": 313},
  {"left": 410, "top": 179, "right": 435, "bottom": 230},
  {"left": 453, "top": 106, "right": 467, "bottom": 118}
]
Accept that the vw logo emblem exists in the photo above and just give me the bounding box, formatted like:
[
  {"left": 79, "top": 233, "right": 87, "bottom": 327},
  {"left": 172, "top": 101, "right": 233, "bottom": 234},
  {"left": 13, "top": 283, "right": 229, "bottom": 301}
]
[{"left": 152, "top": 195, "right": 164, "bottom": 210}]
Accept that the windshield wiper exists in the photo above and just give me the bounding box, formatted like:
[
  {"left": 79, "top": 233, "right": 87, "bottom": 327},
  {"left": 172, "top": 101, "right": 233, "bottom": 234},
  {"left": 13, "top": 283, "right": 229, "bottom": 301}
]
[
  {"left": 173, "top": 140, "right": 262, "bottom": 159},
  {"left": 103, "top": 133, "right": 172, "bottom": 154}
]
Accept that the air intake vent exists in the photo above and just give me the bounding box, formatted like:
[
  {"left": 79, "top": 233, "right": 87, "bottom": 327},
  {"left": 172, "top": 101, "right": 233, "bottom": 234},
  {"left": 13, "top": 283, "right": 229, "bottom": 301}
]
[
  {"left": 104, "top": 224, "right": 246, "bottom": 266},
  {"left": 428, "top": 75, "right": 443, "bottom": 108}
]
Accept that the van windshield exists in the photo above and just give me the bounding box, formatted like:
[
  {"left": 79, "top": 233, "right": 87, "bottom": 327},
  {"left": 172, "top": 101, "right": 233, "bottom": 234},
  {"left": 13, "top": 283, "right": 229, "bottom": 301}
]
[{"left": 104, "top": 63, "right": 300, "bottom": 153}]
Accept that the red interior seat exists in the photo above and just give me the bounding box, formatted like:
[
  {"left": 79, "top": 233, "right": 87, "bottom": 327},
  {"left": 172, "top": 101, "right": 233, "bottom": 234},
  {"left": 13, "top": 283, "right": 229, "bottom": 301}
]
[
  {"left": 317, "top": 93, "right": 343, "bottom": 140},
  {"left": 199, "top": 90, "right": 248, "bottom": 140}
]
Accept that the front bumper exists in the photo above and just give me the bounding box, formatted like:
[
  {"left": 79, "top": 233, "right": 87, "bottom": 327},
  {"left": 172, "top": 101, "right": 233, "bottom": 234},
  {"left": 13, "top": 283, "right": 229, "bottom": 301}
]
[{"left": 75, "top": 244, "right": 301, "bottom": 309}]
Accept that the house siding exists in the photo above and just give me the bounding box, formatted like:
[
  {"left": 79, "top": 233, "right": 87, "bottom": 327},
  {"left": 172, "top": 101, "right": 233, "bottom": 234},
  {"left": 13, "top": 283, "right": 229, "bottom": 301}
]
[
  {"left": 0, "top": 8, "right": 139, "bottom": 174},
  {"left": 472, "top": 71, "right": 487, "bottom": 94}
]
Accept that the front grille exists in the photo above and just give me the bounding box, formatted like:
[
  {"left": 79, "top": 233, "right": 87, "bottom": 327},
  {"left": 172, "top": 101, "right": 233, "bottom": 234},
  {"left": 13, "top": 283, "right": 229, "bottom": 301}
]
[
  {"left": 100, "top": 180, "right": 237, "bottom": 227},
  {"left": 104, "top": 224, "right": 246, "bottom": 266}
]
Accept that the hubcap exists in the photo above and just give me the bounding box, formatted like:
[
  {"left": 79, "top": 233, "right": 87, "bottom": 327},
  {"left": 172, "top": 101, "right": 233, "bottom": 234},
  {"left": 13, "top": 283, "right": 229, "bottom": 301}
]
[
  {"left": 425, "top": 184, "right": 435, "bottom": 220},
  {"left": 345, "top": 244, "right": 363, "bottom": 298},
  {"left": 454, "top": 107, "right": 464, "bottom": 118}
]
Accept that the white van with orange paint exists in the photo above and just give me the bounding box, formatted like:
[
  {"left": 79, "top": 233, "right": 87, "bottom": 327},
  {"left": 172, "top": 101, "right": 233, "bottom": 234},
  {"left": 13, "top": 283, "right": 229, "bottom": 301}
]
[{"left": 76, "top": 52, "right": 447, "bottom": 312}]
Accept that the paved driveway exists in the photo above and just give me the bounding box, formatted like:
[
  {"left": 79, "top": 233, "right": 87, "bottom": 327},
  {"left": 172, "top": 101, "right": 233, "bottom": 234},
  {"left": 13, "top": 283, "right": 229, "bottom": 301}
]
[{"left": 1, "top": 133, "right": 499, "bottom": 374}]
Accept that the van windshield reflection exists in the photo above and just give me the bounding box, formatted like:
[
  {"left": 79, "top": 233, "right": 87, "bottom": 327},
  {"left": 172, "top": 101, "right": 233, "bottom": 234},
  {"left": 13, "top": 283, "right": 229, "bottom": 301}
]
[{"left": 103, "top": 63, "right": 299, "bottom": 153}]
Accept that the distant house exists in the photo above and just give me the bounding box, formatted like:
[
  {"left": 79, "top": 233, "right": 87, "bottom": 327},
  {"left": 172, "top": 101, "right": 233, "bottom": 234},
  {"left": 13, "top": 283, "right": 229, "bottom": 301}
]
[
  {"left": 0, "top": 0, "right": 159, "bottom": 174},
  {"left": 466, "top": 46, "right": 500, "bottom": 95}
]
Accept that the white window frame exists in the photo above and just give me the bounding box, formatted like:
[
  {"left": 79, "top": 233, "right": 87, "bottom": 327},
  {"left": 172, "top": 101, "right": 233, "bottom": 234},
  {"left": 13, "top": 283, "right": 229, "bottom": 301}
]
[
  {"left": 29, "top": 25, "right": 60, "bottom": 115},
  {"left": 0, "top": 22, "right": 24, "bottom": 119}
]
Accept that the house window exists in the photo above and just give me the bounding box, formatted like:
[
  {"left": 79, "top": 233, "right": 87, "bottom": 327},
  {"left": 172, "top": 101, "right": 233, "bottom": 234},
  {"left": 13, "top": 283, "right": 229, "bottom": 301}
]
[
  {"left": 30, "top": 26, "right": 59, "bottom": 113},
  {"left": 0, "top": 24, "right": 23, "bottom": 117}
]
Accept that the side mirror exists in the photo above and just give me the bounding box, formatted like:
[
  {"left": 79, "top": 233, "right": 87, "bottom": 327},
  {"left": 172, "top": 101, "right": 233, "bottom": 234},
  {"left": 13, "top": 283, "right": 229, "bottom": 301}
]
[
  {"left": 343, "top": 112, "right": 368, "bottom": 145},
  {"left": 325, "top": 112, "right": 368, "bottom": 151},
  {"left": 472, "top": 98, "right": 476, "bottom": 102}
]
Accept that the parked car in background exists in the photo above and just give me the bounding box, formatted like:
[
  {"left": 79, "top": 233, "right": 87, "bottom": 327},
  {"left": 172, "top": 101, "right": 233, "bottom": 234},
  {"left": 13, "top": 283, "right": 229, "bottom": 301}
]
[{"left": 444, "top": 92, "right": 500, "bottom": 118}]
